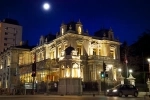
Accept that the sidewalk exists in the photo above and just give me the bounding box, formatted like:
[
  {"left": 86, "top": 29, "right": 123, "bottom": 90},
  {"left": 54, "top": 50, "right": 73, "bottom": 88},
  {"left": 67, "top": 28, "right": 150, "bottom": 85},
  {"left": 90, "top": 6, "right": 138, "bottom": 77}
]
[{"left": 0, "top": 92, "right": 149, "bottom": 98}]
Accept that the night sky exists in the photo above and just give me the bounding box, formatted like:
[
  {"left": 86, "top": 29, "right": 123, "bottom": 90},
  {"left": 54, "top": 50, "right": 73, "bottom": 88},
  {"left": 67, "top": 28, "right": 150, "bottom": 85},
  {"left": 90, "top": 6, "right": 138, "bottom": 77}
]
[{"left": 0, "top": 0, "right": 150, "bottom": 45}]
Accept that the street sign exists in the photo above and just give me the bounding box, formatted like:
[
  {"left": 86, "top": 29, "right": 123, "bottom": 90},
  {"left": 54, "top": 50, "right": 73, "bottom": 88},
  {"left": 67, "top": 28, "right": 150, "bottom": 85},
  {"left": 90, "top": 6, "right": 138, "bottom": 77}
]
[{"left": 24, "top": 83, "right": 36, "bottom": 89}]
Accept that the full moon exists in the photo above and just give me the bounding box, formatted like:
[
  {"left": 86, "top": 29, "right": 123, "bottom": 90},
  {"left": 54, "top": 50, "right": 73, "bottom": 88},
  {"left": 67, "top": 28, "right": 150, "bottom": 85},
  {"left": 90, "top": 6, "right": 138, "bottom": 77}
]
[{"left": 43, "top": 3, "right": 50, "bottom": 10}]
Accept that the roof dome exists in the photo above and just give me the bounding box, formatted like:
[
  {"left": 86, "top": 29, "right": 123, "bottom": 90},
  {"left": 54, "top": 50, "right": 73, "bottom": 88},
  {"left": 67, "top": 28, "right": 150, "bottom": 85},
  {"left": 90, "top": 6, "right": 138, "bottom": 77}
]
[{"left": 65, "top": 46, "right": 75, "bottom": 55}]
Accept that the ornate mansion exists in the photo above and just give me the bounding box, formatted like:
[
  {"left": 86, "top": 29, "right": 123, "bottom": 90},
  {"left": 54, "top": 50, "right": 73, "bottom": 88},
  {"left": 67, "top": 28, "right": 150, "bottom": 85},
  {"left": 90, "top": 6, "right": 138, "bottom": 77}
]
[{"left": 0, "top": 20, "right": 121, "bottom": 94}]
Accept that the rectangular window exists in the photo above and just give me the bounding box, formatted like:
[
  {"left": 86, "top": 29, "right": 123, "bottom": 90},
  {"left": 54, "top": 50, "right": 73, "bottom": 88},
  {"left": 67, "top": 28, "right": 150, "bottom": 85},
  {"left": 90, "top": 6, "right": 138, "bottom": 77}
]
[
  {"left": 93, "top": 49, "right": 96, "bottom": 55},
  {"left": 58, "top": 47, "right": 61, "bottom": 57},
  {"left": 110, "top": 50, "right": 114, "bottom": 58},
  {"left": 4, "top": 43, "right": 7, "bottom": 46},
  {"left": 77, "top": 46, "right": 81, "bottom": 55},
  {"left": 51, "top": 51, "right": 54, "bottom": 59},
  {"left": 4, "top": 38, "right": 7, "bottom": 40},
  {"left": 99, "top": 49, "right": 101, "bottom": 56},
  {"left": 5, "top": 32, "right": 8, "bottom": 35}
]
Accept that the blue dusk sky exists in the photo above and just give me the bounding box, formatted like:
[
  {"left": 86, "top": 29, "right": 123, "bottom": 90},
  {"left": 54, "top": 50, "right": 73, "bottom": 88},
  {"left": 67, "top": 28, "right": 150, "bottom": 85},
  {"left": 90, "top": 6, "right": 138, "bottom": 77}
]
[{"left": 0, "top": 0, "right": 150, "bottom": 45}]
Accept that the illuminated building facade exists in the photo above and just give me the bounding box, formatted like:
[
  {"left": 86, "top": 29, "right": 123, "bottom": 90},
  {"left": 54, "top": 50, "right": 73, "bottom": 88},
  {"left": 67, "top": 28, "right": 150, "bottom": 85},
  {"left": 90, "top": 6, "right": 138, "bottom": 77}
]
[{"left": 0, "top": 20, "right": 121, "bottom": 94}]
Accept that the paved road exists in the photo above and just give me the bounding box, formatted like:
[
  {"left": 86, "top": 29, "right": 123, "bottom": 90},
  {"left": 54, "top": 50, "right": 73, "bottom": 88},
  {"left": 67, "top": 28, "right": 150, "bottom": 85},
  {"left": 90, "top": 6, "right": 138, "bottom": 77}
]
[{"left": 0, "top": 95, "right": 148, "bottom": 100}]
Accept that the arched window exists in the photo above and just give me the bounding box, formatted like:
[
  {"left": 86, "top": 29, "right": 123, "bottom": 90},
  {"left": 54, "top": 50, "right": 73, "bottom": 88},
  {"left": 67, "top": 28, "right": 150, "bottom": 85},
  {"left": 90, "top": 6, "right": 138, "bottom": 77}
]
[
  {"left": 78, "top": 26, "right": 81, "bottom": 34},
  {"left": 61, "top": 28, "right": 64, "bottom": 35}
]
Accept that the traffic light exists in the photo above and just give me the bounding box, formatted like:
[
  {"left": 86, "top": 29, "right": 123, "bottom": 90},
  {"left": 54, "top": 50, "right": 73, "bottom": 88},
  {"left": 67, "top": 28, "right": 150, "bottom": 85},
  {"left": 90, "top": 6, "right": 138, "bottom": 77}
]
[
  {"left": 32, "top": 71, "right": 36, "bottom": 77},
  {"left": 101, "top": 71, "right": 108, "bottom": 78},
  {"left": 32, "top": 63, "right": 36, "bottom": 77},
  {"left": 103, "top": 62, "right": 106, "bottom": 71},
  {"left": 101, "top": 71, "right": 105, "bottom": 78}
]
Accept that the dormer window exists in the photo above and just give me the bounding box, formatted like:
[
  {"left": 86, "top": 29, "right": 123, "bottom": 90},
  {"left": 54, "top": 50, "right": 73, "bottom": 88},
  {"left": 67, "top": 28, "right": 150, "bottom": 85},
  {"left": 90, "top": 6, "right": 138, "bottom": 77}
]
[
  {"left": 78, "top": 26, "right": 81, "bottom": 34},
  {"left": 61, "top": 28, "right": 64, "bottom": 35}
]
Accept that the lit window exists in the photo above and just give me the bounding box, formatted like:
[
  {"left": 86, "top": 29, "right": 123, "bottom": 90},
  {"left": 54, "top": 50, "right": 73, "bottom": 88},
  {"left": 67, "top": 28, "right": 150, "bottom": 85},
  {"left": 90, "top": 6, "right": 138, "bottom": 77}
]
[
  {"left": 58, "top": 47, "right": 61, "bottom": 57},
  {"left": 50, "top": 51, "right": 54, "bottom": 59},
  {"left": 110, "top": 50, "right": 114, "bottom": 58},
  {"left": 61, "top": 28, "right": 64, "bottom": 35},
  {"left": 19, "top": 54, "right": 23, "bottom": 65},
  {"left": 99, "top": 49, "right": 101, "bottom": 56},
  {"left": 77, "top": 46, "right": 81, "bottom": 55},
  {"left": 93, "top": 49, "right": 96, "bottom": 55},
  {"left": 0, "top": 65, "right": 2, "bottom": 69},
  {"left": 78, "top": 26, "right": 81, "bottom": 34}
]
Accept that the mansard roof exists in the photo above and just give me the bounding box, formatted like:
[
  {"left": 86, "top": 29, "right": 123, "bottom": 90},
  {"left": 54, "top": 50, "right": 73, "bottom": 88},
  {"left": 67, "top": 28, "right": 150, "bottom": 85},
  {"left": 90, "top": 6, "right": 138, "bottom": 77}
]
[
  {"left": 44, "top": 33, "right": 56, "bottom": 42},
  {"left": 94, "top": 28, "right": 109, "bottom": 38}
]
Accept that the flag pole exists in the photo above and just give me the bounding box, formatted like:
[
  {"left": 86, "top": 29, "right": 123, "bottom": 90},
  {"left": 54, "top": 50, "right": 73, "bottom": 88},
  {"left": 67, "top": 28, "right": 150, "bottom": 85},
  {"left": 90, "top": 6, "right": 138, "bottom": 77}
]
[
  {"left": 125, "top": 54, "right": 128, "bottom": 78},
  {"left": 126, "top": 62, "right": 128, "bottom": 78}
]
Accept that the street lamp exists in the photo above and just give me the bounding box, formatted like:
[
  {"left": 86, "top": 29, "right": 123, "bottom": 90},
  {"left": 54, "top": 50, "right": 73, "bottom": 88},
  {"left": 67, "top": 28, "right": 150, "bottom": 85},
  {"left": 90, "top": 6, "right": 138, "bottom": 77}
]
[
  {"left": 147, "top": 58, "right": 150, "bottom": 74},
  {"left": 118, "top": 68, "right": 122, "bottom": 76},
  {"left": 118, "top": 68, "right": 124, "bottom": 84},
  {"left": 129, "top": 69, "right": 133, "bottom": 74},
  {"left": 118, "top": 68, "right": 122, "bottom": 72}
]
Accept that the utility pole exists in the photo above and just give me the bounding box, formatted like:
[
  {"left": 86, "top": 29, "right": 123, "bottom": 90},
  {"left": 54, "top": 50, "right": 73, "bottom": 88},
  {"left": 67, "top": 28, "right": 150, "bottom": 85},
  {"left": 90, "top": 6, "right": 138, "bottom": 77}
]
[{"left": 32, "top": 53, "right": 36, "bottom": 95}]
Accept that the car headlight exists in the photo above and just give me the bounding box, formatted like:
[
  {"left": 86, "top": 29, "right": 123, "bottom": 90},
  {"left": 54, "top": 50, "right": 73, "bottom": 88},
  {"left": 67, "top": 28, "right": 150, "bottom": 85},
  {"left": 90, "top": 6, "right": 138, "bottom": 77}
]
[{"left": 112, "top": 89, "right": 117, "bottom": 92}]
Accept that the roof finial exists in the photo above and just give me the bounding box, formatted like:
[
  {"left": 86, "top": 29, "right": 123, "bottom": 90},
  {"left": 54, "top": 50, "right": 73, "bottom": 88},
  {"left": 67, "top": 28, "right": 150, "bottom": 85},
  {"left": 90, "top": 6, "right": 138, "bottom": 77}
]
[
  {"left": 86, "top": 29, "right": 88, "bottom": 34},
  {"left": 109, "top": 27, "right": 113, "bottom": 31},
  {"left": 69, "top": 25, "right": 72, "bottom": 30},
  {"left": 45, "top": 38, "right": 47, "bottom": 43},
  {"left": 103, "top": 33, "right": 106, "bottom": 37},
  {"left": 78, "top": 19, "right": 81, "bottom": 24},
  {"left": 61, "top": 21, "right": 65, "bottom": 25}
]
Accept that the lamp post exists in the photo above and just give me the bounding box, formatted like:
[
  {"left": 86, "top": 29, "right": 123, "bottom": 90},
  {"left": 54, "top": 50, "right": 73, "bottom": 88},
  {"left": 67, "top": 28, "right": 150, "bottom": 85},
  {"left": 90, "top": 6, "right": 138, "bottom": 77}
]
[
  {"left": 118, "top": 68, "right": 122, "bottom": 77},
  {"left": 147, "top": 58, "right": 150, "bottom": 96},
  {"left": 127, "top": 69, "right": 136, "bottom": 86},
  {"left": 118, "top": 68, "right": 124, "bottom": 84},
  {"left": 147, "top": 58, "right": 150, "bottom": 76},
  {"left": 129, "top": 69, "right": 133, "bottom": 74},
  {"left": 118, "top": 68, "right": 122, "bottom": 74}
]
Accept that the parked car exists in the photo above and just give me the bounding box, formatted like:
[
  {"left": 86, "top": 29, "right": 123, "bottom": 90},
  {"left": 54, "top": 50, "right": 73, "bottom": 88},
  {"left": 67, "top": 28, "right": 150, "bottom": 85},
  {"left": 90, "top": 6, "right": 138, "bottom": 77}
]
[{"left": 106, "top": 84, "right": 138, "bottom": 97}]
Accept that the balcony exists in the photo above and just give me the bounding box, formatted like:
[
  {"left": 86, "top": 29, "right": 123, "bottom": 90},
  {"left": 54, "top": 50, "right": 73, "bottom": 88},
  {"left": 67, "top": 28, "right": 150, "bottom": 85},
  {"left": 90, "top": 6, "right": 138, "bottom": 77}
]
[
  {"left": 88, "top": 55, "right": 119, "bottom": 62},
  {"left": 88, "top": 55, "right": 112, "bottom": 60}
]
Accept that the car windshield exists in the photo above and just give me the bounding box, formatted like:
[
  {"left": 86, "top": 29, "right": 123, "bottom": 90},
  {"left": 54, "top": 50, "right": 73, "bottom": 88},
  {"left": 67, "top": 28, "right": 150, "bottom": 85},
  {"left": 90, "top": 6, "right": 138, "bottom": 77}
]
[{"left": 114, "top": 84, "right": 121, "bottom": 88}]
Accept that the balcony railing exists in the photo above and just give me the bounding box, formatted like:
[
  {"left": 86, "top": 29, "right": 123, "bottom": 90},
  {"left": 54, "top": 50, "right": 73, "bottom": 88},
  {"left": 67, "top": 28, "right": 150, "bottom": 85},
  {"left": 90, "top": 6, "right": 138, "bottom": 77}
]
[{"left": 88, "top": 55, "right": 113, "bottom": 60}]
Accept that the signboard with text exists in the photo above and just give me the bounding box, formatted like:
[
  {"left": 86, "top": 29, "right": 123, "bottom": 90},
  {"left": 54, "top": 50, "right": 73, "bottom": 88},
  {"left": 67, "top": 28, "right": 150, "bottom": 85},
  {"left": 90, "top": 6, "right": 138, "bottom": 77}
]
[{"left": 24, "top": 83, "right": 36, "bottom": 89}]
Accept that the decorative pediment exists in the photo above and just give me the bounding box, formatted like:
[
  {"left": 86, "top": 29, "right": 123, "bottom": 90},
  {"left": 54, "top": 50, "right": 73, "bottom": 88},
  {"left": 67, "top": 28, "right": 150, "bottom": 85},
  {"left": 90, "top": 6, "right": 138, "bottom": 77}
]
[
  {"left": 110, "top": 45, "right": 116, "bottom": 49},
  {"left": 76, "top": 40, "right": 84, "bottom": 45},
  {"left": 91, "top": 41, "right": 98, "bottom": 45},
  {"left": 91, "top": 41, "right": 99, "bottom": 47}
]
